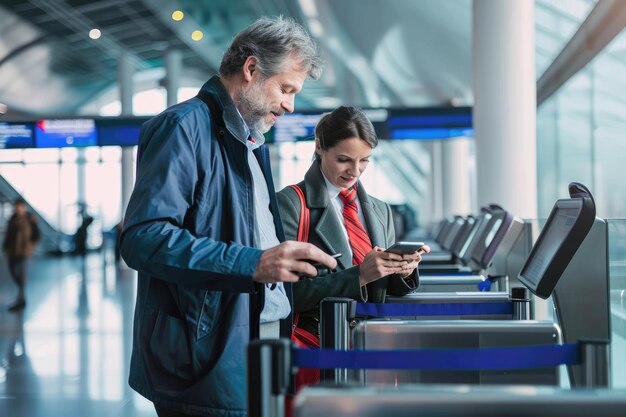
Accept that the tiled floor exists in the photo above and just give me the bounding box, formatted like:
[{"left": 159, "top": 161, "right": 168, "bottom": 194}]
[{"left": 0, "top": 251, "right": 156, "bottom": 417}]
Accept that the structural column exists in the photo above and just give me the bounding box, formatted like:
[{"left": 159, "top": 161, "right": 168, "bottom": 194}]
[
  {"left": 441, "top": 138, "right": 472, "bottom": 217},
  {"left": 428, "top": 142, "right": 444, "bottom": 223},
  {"left": 164, "top": 48, "right": 182, "bottom": 107},
  {"left": 473, "top": 0, "right": 542, "bottom": 317},
  {"left": 118, "top": 51, "right": 135, "bottom": 216},
  {"left": 473, "top": 0, "right": 537, "bottom": 219}
]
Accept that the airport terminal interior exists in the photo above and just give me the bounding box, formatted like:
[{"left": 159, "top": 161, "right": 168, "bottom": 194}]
[{"left": 1, "top": 0, "right": 626, "bottom": 416}]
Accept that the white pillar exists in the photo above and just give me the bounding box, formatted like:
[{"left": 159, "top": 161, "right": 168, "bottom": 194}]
[
  {"left": 118, "top": 51, "right": 135, "bottom": 215},
  {"left": 473, "top": 0, "right": 542, "bottom": 317},
  {"left": 441, "top": 138, "right": 472, "bottom": 217},
  {"left": 472, "top": 0, "right": 537, "bottom": 219},
  {"left": 165, "top": 48, "right": 182, "bottom": 107},
  {"left": 429, "top": 142, "right": 444, "bottom": 223}
]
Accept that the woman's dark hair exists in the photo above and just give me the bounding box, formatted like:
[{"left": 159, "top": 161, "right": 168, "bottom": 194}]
[{"left": 315, "top": 106, "right": 378, "bottom": 161}]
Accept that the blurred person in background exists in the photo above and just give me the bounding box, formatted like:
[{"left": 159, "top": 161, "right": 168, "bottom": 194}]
[{"left": 3, "top": 198, "right": 40, "bottom": 312}]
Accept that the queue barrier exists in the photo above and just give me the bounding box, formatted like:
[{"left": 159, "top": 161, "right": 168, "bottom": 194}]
[
  {"left": 354, "top": 301, "right": 514, "bottom": 317},
  {"left": 294, "top": 343, "right": 580, "bottom": 370},
  {"left": 247, "top": 338, "right": 609, "bottom": 417}
]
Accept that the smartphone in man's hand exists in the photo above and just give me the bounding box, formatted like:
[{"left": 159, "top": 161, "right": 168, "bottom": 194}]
[{"left": 298, "top": 253, "right": 342, "bottom": 278}]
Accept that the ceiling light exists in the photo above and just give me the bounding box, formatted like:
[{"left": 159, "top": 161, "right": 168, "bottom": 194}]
[
  {"left": 299, "top": 0, "right": 318, "bottom": 18},
  {"left": 191, "top": 30, "right": 203, "bottom": 41},
  {"left": 172, "top": 10, "right": 184, "bottom": 21},
  {"left": 89, "top": 28, "right": 101, "bottom": 39},
  {"left": 308, "top": 19, "right": 323, "bottom": 37}
]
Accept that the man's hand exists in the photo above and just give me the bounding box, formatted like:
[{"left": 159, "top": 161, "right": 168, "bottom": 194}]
[{"left": 252, "top": 241, "right": 338, "bottom": 284}]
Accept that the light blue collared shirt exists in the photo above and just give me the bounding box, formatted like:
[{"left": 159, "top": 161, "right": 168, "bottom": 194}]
[{"left": 240, "top": 118, "right": 290, "bottom": 324}]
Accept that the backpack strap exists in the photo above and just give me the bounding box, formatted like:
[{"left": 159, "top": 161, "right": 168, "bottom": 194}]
[
  {"left": 287, "top": 184, "right": 311, "bottom": 335},
  {"left": 289, "top": 184, "right": 310, "bottom": 243}
]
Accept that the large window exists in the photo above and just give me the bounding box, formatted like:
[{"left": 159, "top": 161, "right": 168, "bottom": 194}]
[
  {"left": 536, "top": 27, "right": 626, "bottom": 219},
  {"left": 0, "top": 147, "right": 123, "bottom": 238},
  {"left": 536, "top": 5, "right": 626, "bottom": 389}
]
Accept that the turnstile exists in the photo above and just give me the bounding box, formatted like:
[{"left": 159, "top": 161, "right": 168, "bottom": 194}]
[
  {"left": 247, "top": 183, "right": 613, "bottom": 417},
  {"left": 353, "top": 320, "right": 560, "bottom": 386}
]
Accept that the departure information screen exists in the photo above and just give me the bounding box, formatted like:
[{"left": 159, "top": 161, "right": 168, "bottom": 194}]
[
  {"left": 97, "top": 119, "right": 145, "bottom": 146},
  {"left": 35, "top": 119, "right": 97, "bottom": 148},
  {"left": 0, "top": 122, "right": 34, "bottom": 149},
  {"left": 270, "top": 109, "right": 388, "bottom": 142},
  {"left": 272, "top": 113, "right": 321, "bottom": 142}
]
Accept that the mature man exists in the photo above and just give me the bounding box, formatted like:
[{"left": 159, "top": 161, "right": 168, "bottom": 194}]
[{"left": 120, "top": 17, "right": 336, "bottom": 417}]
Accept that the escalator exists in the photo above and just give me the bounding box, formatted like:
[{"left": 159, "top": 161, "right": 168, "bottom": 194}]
[{"left": 0, "top": 175, "right": 62, "bottom": 252}]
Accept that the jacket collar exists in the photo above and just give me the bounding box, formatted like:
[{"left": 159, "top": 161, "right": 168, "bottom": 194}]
[
  {"left": 303, "top": 160, "right": 386, "bottom": 268},
  {"left": 201, "top": 76, "right": 265, "bottom": 145}
]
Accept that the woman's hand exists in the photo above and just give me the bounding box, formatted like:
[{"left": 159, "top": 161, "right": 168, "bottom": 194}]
[
  {"left": 396, "top": 245, "right": 431, "bottom": 278},
  {"left": 359, "top": 247, "right": 412, "bottom": 286}
]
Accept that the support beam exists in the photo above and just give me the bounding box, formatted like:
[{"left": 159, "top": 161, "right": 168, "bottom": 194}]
[{"left": 537, "top": 0, "right": 626, "bottom": 106}]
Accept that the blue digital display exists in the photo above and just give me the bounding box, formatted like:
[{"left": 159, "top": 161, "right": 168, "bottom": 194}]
[
  {"left": 272, "top": 113, "right": 321, "bottom": 142},
  {"left": 388, "top": 107, "right": 473, "bottom": 140},
  {"left": 389, "top": 114, "right": 472, "bottom": 127},
  {"left": 269, "top": 109, "right": 389, "bottom": 142},
  {"left": 35, "top": 119, "right": 97, "bottom": 148},
  {"left": 0, "top": 122, "right": 34, "bottom": 149},
  {"left": 97, "top": 118, "right": 146, "bottom": 147},
  {"left": 391, "top": 128, "right": 474, "bottom": 140}
]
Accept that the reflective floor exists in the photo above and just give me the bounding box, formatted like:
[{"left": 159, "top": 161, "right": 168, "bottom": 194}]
[
  {"left": 1, "top": 250, "right": 625, "bottom": 417},
  {"left": 0, "top": 251, "right": 156, "bottom": 417}
]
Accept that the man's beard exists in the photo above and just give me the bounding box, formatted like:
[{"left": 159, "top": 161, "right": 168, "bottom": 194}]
[{"left": 237, "top": 81, "right": 274, "bottom": 134}]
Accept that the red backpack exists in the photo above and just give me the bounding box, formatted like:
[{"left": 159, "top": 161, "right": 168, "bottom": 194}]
[{"left": 288, "top": 184, "right": 320, "bottom": 349}]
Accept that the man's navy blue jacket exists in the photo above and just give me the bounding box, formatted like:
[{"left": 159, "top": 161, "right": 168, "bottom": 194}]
[{"left": 121, "top": 76, "right": 291, "bottom": 417}]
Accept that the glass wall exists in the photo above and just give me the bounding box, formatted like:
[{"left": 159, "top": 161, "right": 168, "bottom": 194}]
[
  {"left": 536, "top": 27, "right": 626, "bottom": 219},
  {"left": 0, "top": 147, "right": 124, "bottom": 244},
  {"left": 536, "top": 6, "right": 626, "bottom": 388},
  {"left": 535, "top": 0, "right": 597, "bottom": 75}
]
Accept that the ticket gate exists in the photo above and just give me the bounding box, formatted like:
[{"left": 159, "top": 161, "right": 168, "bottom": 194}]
[
  {"left": 317, "top": 183, "right": 607, "bottom": 388},
  {"left": 417, "top": 207, "right": 532, "bottom": 294},
  {"left": 247, "top": 183, "right": 614, "bottom": 417},
  {"left": 352, "top": 320, "right": 561, "bottom": 386}
]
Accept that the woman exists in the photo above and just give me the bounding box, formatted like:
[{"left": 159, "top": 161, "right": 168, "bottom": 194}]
[{"left": 277, "top": 106, "right": 429, "bottom": 339}]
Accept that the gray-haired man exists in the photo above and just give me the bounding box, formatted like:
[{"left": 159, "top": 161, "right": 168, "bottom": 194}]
[{"left": 121, "top": 16, "right": 335, "bottom": 417}]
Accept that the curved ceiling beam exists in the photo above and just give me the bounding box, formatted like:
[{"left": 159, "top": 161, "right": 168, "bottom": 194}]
[
  {"left": 0, "top": 36, "right": 46, "bottom": 68},
  {"left": 297, "top": 0, "right": 390, "bottom": 107},
  {"left": 537, "top": 0, "right": 626, "bottom": 106}
]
